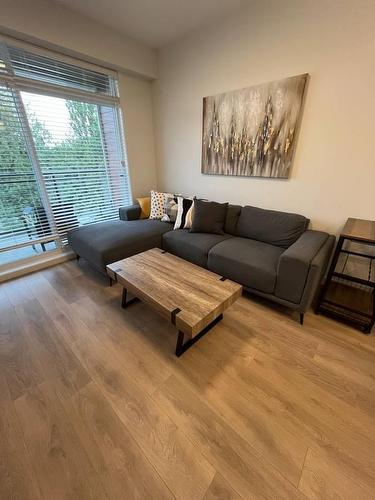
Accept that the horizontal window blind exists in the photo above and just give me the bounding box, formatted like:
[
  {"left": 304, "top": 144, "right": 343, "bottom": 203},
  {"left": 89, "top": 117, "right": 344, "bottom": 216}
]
[
  {"left": 22, "top": 92, "right": 130, "bottom": 238},
  {"left": 7, "top": 44, "right": 117, "bottom": 98},
  {"left": 0, "top": 58, "right": 8, "bottom": 76},
  {"left": 0, "top": 39, "right": 132, "bottom": 261},
  {"left": 0, "top": 83, "right": 55, "bottom": 250}
]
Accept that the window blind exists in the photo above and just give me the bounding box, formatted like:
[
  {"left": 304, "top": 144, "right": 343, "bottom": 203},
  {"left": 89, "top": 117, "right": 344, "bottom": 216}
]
[
  {"left": 0, "top": 83, "right": 56, "bottom": 251},
  {"left": 7, "top": 44, "right": 118, "bottom": 99},
  {"left": 0, "top": 39, "right": 131, "bottom": 260},
  {"left": 22, "top": 92, "right": 130, "bottom": 238}
]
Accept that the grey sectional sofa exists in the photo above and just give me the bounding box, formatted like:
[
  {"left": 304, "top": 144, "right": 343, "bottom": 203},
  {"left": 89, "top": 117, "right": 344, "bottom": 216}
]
[{"left": 68, "top": 202, "right": 335, "bottom": 323}]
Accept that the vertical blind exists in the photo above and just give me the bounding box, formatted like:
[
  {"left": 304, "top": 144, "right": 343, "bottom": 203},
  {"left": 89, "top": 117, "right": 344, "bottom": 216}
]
[{"left": 0, "top": 39, "right": 131, "bottom": 255}]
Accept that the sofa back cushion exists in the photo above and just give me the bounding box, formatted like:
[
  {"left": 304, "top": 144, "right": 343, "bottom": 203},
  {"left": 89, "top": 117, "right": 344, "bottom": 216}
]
[
  {"left": 190, "top": 199, "right": 228, "bottom": 235},
  {"left": 236, "top": 205, "right": 309, "bottom": 248},
  {"left": 224, "top": 204, "right": 242, "bottom": 235}
]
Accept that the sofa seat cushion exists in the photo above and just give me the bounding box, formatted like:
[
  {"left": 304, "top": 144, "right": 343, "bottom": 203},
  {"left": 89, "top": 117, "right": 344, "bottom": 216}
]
[
  {"left": 162, "top": 229, "right": 232, "bottom": 267},
  {"left": 208, "top": 237, "right": 284, "bottom": 293},
  {"left": 68, "top": 219, "right": 172, "bottom": 272}
]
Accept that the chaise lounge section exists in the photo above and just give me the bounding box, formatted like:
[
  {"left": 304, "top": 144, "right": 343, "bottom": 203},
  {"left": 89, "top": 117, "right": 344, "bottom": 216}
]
[
  {"left": 68, "top": 201, "right": 335, "bottom": 322},
  {"left": 67, "top": 215, "right": 171, "bottom": 275}
]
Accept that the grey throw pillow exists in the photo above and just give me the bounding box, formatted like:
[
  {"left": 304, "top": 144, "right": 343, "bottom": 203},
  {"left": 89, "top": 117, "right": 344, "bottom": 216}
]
[{"left": 190, "top": 199, "right": 228, "bottom": 234}]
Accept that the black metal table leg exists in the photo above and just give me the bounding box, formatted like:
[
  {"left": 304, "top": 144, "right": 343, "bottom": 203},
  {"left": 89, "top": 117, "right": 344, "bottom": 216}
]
[
  {"left": 121, "top": 288, "right": 140, "bottom": 309},
  {"left": 175, "top": 331, "right": 185, "bottom": 357},
  {"left": 175, "top": 313, "right": 223, "bottom": 357}
]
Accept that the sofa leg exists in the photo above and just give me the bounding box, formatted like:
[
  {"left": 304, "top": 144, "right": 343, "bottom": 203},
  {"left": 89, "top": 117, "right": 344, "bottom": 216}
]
[
  {"left": 76, "top": 254, "right": 80, "bottom": 262},
  {"left": 109, "top": 277, "right": 113, "bottom": 287},
  {"left": 299, "top": 313, "right": 304, "bottom": 325}
]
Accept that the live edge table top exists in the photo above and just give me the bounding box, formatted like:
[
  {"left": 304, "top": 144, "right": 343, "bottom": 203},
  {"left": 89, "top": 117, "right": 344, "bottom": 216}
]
[{"left": 107, "top": 248, "right": 242, "bottom": 338}]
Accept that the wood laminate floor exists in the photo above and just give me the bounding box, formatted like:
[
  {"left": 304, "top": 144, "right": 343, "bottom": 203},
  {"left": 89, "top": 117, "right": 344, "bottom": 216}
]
[{"left": 1, "top": 259, "right": 375, "bottom": 499}]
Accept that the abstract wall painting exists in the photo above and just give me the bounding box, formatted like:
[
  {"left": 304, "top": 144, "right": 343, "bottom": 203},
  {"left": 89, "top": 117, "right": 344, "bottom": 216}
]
[{"left": 201, "top": 74, "right": 308, "bottom": 178}]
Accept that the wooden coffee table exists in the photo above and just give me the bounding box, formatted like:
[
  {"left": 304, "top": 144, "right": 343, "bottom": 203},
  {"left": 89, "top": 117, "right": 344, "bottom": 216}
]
[{"left": 107, "top": 248, "right": 242, "bottom": 356}]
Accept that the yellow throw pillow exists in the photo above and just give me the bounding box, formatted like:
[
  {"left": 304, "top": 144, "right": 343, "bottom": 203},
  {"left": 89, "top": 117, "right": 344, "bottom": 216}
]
[{"left": 136, "top": 196, "right": 151, "bottom": 219}]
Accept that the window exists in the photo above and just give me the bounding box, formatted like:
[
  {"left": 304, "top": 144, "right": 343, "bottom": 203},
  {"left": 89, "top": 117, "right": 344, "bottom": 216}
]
[{"left": 0, "top": 39, "right": 131, "bottom": 266}]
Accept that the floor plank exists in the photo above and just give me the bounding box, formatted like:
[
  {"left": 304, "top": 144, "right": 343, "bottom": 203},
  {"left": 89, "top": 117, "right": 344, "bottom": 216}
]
[
  {"left": 23, "top": 271, "right": 92, "bottom": 345},
  {"left": 1, "top": 261, "right": 375, "bottom": 499},
  {"left": 71, "top": 335, "right": 215, "bottom": 499},
  {"left": 242, "top": 352, "right": 375, "bottom": 479},
  {"left": 14, "top": 382, "right": 108, "bottom": 499},
  {"left": 299, "top": 446, "right": 375, "bottom": 500},
  {"left": 58, "top": 380, "right": 173, "bottom": 499},
  {"left": 70, "top": 295, "right": 173, "bottom": 395},
  {"left": 0, "top": 291, "right": 44, "bottom": 400},
  {"left": 167, "top": 345, "right": 309, "bottom": 486},
  {"left": 15, "top": 298, "right": 90, "bottom": 397},
  {"left": 0, "top": 398, "right": 42, "bottom": 499},
  {"left": 152, "top": 374, "right": 305, "bottom": 499},
  {"left": 203, "top": 473, "right": 242, "bottom": 500}
]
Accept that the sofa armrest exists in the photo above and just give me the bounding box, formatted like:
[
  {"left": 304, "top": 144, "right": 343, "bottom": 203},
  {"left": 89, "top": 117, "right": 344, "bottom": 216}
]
[
  {"left": 275, "top": 230, "right": 332, "bottom": 305},
  {"left": 299, "top": 234, "right": 335, "bottom": 311},
  {"left": 119, "top": 204, "right": 141, "bottom": 221}
]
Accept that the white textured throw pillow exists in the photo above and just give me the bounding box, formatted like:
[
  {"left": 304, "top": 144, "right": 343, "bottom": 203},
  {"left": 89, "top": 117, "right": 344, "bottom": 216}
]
[
  {"left": 149, "top": 191, "right": 165, "bottom": 219},
  {"left": 164, "top": 194, "right": 178, "bottom": 222},
  {"left": 149, "top": 191, "right": 175, "bottom": 220}
]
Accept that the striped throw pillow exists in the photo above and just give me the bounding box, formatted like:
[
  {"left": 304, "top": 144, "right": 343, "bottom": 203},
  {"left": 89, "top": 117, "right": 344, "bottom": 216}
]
[
  {"left": 183, "top": 201, "right": 195, "bottom": 229},
  {"left": 174, "top": 196, "right": 194, "bottom": 230}
]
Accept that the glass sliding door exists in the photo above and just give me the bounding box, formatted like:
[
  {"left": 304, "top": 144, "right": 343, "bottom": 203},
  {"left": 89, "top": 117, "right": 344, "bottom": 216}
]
[
  {"left": 21, "top": 93, "right": 126, "bottom": 240},
  {"left": 0, "top": 84, "right": 57, "bottom": 265}
]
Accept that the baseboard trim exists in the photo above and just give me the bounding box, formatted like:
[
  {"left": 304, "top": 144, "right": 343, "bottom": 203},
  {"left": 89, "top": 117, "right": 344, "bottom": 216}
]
[{"left": 0, "top": 249, "right": 75, "bottom": 283}]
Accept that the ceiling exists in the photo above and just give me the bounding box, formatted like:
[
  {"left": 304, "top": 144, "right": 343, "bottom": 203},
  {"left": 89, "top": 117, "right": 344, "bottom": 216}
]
[{"left": 51, "top": 0, "right": 247, "bottom": 48}]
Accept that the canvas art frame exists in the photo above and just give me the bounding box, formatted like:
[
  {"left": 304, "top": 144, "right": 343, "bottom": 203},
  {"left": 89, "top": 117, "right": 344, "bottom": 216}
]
[{"left": 201, "top": 73, "right": 308, "bottom": 179}]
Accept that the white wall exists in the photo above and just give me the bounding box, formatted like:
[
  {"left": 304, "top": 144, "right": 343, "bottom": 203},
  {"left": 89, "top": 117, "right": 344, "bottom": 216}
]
[
  {"left": 1, "top": 0, "right": 158, "bottom": 198},
  {"left": 153, "top": 0, "right": 375, "bottom": 233},
  {"left": 119, "top": 74, "right": 158, "bottom": 197},
  {"left": 0, "top": 0, "right": 156, "bottom": 79}
]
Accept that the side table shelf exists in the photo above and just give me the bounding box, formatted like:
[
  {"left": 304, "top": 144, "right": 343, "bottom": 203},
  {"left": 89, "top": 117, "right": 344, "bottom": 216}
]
[{"left": 316, "top": 218, "right": 375, "bottom": 334}]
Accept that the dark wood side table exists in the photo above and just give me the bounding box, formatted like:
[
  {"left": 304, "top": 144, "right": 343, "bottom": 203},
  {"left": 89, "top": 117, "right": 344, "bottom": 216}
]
[{"left": 316, "top": 218, "right": 375, "bottom": 334}]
